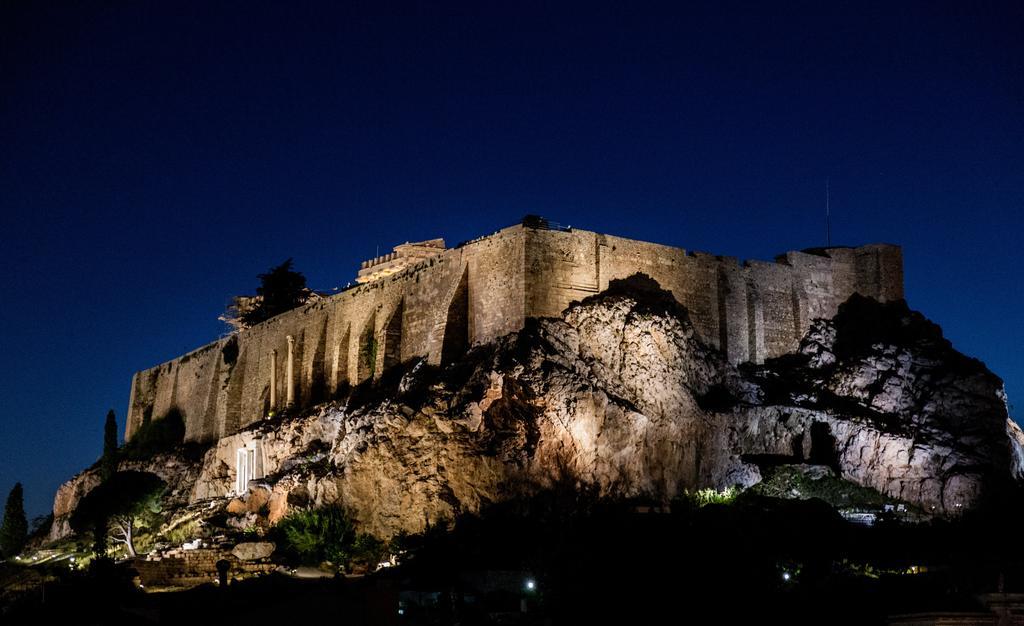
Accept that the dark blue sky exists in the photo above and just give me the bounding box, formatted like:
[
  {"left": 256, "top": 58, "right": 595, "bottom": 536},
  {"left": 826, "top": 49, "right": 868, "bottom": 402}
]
[{"left": 2, "top": 1, "right": 1021, "bottom": 518}]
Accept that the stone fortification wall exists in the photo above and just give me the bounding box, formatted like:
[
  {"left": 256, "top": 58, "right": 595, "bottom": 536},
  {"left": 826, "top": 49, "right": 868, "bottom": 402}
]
[
  {"left": 523, "top": 228, "right": 903, "bottom": 364},
  {"left": 133, "top": 547, "right": 276, "bottom": 588},
  {"left": 126, "top": 226, "right": 525, "bottom": 443},
  {"left": 126, "top": 221, "right": 902, "bottom": 444}
]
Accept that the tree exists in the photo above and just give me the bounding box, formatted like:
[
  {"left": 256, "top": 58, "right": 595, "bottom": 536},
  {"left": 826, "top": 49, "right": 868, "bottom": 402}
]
[
  {"left": 102, "top": 409, "right": 119, "bottom": 479},
  {"left": 0, "top": 483, "right": 28, "bottom": 558},
  {"left": 238, "top": 259, "right": 309, "bottom": 327},
  {"left": 272, "top": 506, "right": 384, "bottom": 569},
  {"left": 71, "top": 471, "right": 165, "bottom": 558}
]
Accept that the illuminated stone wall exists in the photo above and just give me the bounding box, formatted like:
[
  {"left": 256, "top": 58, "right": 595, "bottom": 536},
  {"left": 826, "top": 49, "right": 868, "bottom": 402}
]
[
  {"left": 524, "top": 228, "right": 903, "bottom": 363},
  {"left": 126, "top": 226, "right": 525, "bottom": 443},
  {"left": 126, "top": 222, "right": 902, "bottom": 444}
]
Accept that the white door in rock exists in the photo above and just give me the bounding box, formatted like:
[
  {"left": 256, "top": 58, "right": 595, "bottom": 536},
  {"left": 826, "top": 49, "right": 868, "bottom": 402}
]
[{"left": 236, "top": 447, "right": 255, "bottom": 495}]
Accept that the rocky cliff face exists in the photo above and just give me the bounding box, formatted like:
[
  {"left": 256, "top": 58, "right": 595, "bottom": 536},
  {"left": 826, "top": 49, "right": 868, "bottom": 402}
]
[
  {"left": 50, "top": 452, "right": 202, "bottom": 541},
  {"left": 744, "top": 294, "right": 1024, "bottom": 511},
  {"left": 51, "top": 276, "right": 1024, "bottom": 540}
]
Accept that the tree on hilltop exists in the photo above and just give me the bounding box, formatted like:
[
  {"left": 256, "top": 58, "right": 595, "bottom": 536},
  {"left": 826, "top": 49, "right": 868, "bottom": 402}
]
[
  {"left": 0, "top": 483, "right": 28, "bottom": 558},
  {"left": 224, "top": 258, "right": 311, "bottom": 328}
]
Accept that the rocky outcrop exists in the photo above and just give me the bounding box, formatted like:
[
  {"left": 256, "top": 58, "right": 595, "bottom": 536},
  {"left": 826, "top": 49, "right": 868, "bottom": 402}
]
[
  {"left": 51, "top": 277, "right": 1024, "bottom": 540},
  {"left": 231, "top": 541, "right": 275, "bottom": 561},
  {"left": 50, "top": 470, "right": 103, "bottom": 541},
  {"left": 743, "top": 294, "right": 1024, "bottom": 511},
  {"left": 49, "top": 452, "right": 203, "bottom": 541}
]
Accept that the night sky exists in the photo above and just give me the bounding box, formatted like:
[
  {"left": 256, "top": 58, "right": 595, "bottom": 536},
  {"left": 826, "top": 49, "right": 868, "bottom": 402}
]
[{"left": 2, "top": 1, "right": 1022, "bottom": 518}]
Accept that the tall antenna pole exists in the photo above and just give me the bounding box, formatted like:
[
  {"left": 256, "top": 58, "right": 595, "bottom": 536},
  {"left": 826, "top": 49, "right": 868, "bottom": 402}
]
[{"left": 825, "top": 177, "right": 832, "bottom": 247}]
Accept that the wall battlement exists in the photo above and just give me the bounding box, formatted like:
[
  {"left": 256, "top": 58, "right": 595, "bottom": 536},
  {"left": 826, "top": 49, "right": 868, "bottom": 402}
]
[
  {"left": 356, "top": 238, "right": 446, "bottom": 283},
  {"left": 126, "top": 221, "right": 903, "bottom": 444}
]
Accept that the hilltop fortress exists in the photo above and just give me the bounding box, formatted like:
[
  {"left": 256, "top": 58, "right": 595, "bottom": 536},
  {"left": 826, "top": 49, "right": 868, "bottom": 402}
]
[
  {"left": 50, "top": 216, "right": 1024, "bottom": 545},
  {"left": 125, "top": 217, "right": 903, "bottom": 445}
]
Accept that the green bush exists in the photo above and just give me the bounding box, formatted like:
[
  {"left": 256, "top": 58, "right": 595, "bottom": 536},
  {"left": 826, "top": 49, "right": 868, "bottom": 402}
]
[
  {"left": 750, "top": 465, "right": 894, "bottom": 509},
  {"left": 688, "top": 486, "right": 740, "bottom": 508},
  {"left": 273, "top": 507, "right": 384, "bottom": 569},
  {"left": 161, "top": 520, "right": 200, "bottom": 546},
  {"left": 352, "top": 533, "right": 386, "bottom": 567}
]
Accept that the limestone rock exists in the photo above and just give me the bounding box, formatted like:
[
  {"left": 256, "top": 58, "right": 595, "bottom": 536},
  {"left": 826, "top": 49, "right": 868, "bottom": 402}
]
[
  {"left": 745, "top": 295, "right": 1021, "bottom": 511},
  {"left": 208, "top": 289, "right": 1014, "bottom": 536},
  {"left": 231, "top": 542, "right": 275, "bottom": 561},
  {"left": 226, "top": 512, "right": 258, "bottom": 530},
  {"left": 49, "top": 451, "right": 202, "bottom": 541},
  {"left": 51, "top": 283, "right": 1024, "bottom": 542},
  {"left": 50, "top": 470, "right": 102, "bottom": 541}
]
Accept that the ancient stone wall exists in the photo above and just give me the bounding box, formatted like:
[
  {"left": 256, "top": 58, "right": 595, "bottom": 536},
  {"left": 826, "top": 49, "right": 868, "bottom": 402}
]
[
  {"left": 126, "top": 222, "right": 902, "bottom": 444},
  {"left": 133, "top": 548, "right": 275, "bottom": 588},
  {"left": 523, "top": 227, "right": 903, "bottom": 363},
  {"left": 126, "top": 226, "right": 525, "bottom": 443}
]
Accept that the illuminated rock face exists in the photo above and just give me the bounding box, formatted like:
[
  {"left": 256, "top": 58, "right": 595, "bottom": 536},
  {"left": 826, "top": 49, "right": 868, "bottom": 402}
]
[
  {"left": 51, "top": 278, "right": 1023, "bottom": 540},
  {"left": 49, "top": 452, "right": 201, "bottom": 541},
  {"left": 199, "top": 282, "right": 1024, "bottom": 535},
  {"left": 748, "top": 294, "right": 1024, "bottom": 511}
]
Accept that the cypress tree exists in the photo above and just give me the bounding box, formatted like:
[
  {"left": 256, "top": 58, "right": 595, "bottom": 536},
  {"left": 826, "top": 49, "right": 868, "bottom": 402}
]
[
  {"left": 102, "top": 409, "right": 118, "bottom": 478},
  {"left": 0, "top": 483, "right": 28, "bottom": 557}
]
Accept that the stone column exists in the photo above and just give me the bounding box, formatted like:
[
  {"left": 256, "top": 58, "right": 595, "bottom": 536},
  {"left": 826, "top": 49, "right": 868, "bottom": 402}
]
[
  {"left": 286, "top": 335, "right": 295, "bottom": 407},
  {"left": 269, "top": 350, "right": 278, "bottom": 410}
]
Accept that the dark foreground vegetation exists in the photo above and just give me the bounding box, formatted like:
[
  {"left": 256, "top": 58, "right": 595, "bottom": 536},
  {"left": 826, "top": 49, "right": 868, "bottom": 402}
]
[{"left": 4, "top": 482, "right": 1024, "bottom": 625}]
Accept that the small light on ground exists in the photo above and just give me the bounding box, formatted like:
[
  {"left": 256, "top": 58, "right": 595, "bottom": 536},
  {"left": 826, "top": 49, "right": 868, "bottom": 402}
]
[
  {"left": 782, "top": 572, "right": 791, "bottom": 581},
  {"left": 525, "top": 579, "right": 536, "bottom": 591}
]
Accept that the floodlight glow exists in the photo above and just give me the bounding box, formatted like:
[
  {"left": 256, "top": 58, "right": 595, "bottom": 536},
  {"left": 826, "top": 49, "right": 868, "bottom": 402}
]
[
  {"left": 525, "top": 579, "right": 536, "bottom": 591},
  {"left": 782, "top": 572, "right": 791, "bottom": 581}
]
